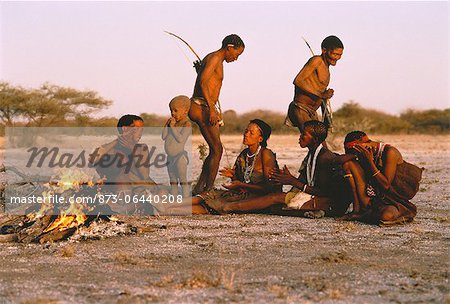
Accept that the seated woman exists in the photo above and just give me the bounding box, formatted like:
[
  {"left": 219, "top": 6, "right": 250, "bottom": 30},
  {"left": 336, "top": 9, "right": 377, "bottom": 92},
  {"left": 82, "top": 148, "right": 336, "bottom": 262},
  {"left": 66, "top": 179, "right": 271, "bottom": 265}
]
[
  {"left": 340, "top": 131, "right": 423, "bottom": 225},
  {"left": 210, "top": 120, "right": 349, "bottom": 218},
  {"left": 165, "top": 119, "right": 281, "bottom": 215}
]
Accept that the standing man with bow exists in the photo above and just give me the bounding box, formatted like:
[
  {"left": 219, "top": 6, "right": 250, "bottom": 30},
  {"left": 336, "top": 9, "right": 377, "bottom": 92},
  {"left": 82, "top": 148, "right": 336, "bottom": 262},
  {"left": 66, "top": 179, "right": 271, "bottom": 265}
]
[
  {"left": 189, "top": 34, "right": 245, "bottom": 194},
  {"left": 285, "top": 36, "right": 344, "bottom": 134}
]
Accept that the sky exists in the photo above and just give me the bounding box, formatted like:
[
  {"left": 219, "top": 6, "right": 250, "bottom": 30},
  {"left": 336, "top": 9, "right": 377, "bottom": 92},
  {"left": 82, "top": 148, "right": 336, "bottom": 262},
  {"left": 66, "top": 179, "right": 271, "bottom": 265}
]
[{"left": 1, "top": 1, "right": 448, "bottom": 117}]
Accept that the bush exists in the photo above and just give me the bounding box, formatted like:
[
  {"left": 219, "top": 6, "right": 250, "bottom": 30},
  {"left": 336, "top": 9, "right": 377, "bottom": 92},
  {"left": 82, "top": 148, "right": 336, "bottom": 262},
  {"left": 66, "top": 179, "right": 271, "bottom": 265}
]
[
  {"left": 400, "top": 109, "right": 450, "bottom": 133},
  {"left": 333, "top": 101, "right": 412, "bottom": 134}
]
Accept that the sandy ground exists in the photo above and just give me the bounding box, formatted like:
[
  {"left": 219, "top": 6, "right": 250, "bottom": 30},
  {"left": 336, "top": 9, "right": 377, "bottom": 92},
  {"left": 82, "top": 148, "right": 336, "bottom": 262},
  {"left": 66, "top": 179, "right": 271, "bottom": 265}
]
[{"left": 0, "top": 134, "right": 449, "bottom": 303}]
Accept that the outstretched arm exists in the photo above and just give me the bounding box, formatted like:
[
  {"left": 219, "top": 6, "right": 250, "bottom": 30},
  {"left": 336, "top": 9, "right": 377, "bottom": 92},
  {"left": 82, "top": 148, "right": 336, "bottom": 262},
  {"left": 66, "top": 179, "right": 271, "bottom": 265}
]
[{"left": 269, "top": 164, "right": 328, "bottom": 196}]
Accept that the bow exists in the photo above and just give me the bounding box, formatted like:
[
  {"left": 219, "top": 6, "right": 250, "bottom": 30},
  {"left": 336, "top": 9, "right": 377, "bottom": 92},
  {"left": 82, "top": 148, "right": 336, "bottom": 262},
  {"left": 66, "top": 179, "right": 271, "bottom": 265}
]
[
  {"left": 164, "top": 30, "right": 225, "bottom": 127},
  {"left": 302, "top": 37, "right": 315, "bottom": 56},
  {"left": 164, "top": 30, "right": 202, "bottom": 62},
  {"left": 301, "top": 36, "right": 334, "bottom": 132}
]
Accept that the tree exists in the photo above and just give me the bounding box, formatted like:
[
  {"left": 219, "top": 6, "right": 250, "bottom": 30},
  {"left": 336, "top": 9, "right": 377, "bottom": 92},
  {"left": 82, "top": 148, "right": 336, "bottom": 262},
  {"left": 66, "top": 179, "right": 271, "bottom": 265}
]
[
  {"left": 0, "top": 82, "right": 28, "bottom": 126},
  {"left": 0, "top": 82, "right": 112, "bottom": 126}
]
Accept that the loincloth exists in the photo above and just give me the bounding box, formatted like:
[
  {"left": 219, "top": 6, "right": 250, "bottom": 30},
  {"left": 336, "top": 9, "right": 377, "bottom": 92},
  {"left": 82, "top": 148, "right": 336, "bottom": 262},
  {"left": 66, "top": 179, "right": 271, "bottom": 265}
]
[
  {"left": 191, "top": 97, "right": 224, "bottom": 126},
  {"left": 283, "top": 188, "right": 312, "bottom": 210},
  {"left": 191, "top": 97, "right": 209, "bottom": 107},
  {"left": 284, "top": 102, "right": 319, "bottom": 127}
]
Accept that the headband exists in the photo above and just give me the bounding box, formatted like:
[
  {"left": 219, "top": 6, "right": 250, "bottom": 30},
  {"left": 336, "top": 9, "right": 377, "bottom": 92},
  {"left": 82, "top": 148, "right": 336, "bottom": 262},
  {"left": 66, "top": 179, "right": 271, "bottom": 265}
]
[{"left": 344, "top": 134, "right": 370, "bottom": 150}]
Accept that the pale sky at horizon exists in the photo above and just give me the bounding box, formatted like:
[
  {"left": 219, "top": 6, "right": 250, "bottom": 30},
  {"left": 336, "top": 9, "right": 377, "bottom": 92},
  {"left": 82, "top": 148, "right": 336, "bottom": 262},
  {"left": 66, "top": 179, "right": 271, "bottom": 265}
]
[{"left": 1, "top": 1, "right": 448, "bottom": 117}]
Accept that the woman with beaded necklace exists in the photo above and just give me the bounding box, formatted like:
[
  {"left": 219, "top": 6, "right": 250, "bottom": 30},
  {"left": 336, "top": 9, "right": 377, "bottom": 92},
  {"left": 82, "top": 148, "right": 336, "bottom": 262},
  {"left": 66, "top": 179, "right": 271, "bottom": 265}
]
[{"left": 165, "top": 119, "right": 281, "bottom": 215}]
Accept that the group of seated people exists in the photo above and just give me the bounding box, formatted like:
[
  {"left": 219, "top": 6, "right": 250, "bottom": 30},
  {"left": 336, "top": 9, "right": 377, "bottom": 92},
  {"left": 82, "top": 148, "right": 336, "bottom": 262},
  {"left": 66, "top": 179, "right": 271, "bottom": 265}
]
[{"left": 89, "top": 98, "right": 423, "bottom": 226}]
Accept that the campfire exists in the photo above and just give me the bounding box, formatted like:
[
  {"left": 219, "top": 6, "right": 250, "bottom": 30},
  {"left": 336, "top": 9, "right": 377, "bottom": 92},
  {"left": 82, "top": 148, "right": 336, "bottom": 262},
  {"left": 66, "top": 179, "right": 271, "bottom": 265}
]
[{"left": 0, "top": 168, "right": 140, "bottom": 243}]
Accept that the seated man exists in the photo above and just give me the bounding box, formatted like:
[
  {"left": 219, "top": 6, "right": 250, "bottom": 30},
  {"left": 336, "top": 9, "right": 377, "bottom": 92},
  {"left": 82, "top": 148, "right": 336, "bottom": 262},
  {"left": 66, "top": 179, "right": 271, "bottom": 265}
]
[
  {"left": 209, "top": 120, "right": 349, "bottom": 218},
  {"left": 89, "top": 115, "right": 164, "bottom": 209}
]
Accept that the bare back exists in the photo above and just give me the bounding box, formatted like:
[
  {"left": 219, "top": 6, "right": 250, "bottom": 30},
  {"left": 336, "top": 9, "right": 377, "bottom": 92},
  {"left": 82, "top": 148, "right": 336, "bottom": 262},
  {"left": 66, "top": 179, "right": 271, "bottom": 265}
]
[{"left": 293, "top": 56, "right": 330, "bottom": 110}]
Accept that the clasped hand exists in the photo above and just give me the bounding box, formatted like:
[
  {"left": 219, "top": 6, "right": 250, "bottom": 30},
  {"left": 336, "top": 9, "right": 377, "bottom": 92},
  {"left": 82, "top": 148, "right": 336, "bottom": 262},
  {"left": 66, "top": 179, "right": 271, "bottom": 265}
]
[
  {"left": 268, "top": 165, "right": 296, "bottom": 185},
  {"left": 118, "top": 128, "right": 139, "bottom": 151},
  {"left": 322, "top": 88, "right": 334, "bottom": 99},
  {"left": 209, "top": 108, "right": 219, "bottom": 126},
  {"left": 352, "top": 144, "right": 375, "bottom": 163}
]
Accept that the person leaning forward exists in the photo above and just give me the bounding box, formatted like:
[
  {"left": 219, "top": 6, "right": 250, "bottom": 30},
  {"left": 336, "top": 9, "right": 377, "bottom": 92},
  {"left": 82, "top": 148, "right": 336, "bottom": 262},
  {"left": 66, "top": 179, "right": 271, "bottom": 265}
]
[
  {"left": 189, "top": 34, "right": 245, "bottom": 195},
  {"left": 285, "top": 36, "right": 344, "bottom": 133}
]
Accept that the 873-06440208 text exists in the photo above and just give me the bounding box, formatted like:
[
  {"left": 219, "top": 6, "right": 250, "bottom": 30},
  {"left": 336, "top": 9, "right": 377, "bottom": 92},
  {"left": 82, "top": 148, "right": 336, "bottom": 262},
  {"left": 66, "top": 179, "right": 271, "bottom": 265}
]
[
  {"left": 95, "top": 194, "right": 183, "bottom": 204},
  {"left": 8, "top": 194, "right": 184, "bottom": 206}
]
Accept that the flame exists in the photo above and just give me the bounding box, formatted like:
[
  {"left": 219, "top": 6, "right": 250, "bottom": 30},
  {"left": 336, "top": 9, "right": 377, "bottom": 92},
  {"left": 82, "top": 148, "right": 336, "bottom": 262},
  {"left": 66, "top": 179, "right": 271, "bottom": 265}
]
[
  {"left": 26, "top": 191, "right": 54, "bottom": 221},
  {"left": 27, "top": 169, "right": 100, "bottom": 233},
  {"left": 43, "top": 200, "right": 87, "bottom": 232},
  {"left": 54, "top": 169, "right": 95, "bottom": 192}
]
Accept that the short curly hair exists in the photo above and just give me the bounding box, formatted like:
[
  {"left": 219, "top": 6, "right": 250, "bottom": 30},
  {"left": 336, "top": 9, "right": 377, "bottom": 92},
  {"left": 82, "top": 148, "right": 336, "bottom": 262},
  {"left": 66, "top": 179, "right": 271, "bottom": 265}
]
[
  {"left": 222, "top": 34, "right": 245, "bottom": 49},
  {"left": 304, "top": 120, "right": 328, "bottom": 144},
  {"left": 321, "top": 36, "right": 344, "bottom": 50},
  {"left": 117, "top": 114, "right": 143, "bottom": 134}
]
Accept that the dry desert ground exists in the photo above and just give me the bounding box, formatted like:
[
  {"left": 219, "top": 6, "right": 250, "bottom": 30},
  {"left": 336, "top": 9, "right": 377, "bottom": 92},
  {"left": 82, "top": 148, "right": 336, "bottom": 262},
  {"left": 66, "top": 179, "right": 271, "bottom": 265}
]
[{"left": 0, "top": 134, "right": 449, "bottom": 303}]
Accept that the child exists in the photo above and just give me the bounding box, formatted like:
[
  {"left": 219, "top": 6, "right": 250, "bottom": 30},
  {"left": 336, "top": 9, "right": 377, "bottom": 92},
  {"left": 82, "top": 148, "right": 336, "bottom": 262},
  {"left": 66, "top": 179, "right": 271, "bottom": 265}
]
[{"left": 162, "top": 95, "right": 192, "bottom": 197}]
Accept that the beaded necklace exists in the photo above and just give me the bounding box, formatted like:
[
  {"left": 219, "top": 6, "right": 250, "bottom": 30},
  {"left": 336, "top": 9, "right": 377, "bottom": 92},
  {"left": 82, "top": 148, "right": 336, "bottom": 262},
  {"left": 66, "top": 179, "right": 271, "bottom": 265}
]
[{"left": 244, "top": 145, "right": 262, "bottom": 184}]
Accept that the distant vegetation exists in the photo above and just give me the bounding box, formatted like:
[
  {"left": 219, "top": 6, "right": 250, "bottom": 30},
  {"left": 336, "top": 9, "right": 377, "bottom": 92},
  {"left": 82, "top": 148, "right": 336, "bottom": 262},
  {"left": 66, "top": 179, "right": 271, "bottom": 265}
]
[{"left": 1, "top": 82, "right": 448, "bottom": 135}]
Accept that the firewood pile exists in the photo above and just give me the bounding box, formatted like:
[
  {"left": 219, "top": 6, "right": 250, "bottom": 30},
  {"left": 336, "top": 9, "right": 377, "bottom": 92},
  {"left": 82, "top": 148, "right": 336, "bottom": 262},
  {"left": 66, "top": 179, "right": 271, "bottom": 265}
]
[{"left": 0, "top": 166, "right": 148, "bottom": 243}]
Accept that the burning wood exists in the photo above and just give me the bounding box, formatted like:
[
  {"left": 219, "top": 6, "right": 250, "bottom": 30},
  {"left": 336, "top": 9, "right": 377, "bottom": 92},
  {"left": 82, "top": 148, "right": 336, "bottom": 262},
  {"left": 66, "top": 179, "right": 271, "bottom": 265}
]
[{"left": 0, "top": 168, "right": 140, "bottom": 243}]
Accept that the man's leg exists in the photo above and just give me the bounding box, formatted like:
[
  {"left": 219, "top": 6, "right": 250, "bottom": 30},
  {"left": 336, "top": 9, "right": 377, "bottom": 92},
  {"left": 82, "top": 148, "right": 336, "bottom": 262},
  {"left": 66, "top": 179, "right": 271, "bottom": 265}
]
[
  {"left": 159, "top": 194, "right": 206, "bottom": 215},
  {"left": 287, "top": 102, "right": 305, "bottom": 133},
  {"left": 195, "top": 122, "right": 223, "bottom": 194},
  {"left": 168, "top": 204, "right": 209, "bottom": 215},
  {"left": 189, "top": 102, "right": 223, "bottom": 194},
  {"left": 222, "top": 192, "right": 286, "bottom": 213}
]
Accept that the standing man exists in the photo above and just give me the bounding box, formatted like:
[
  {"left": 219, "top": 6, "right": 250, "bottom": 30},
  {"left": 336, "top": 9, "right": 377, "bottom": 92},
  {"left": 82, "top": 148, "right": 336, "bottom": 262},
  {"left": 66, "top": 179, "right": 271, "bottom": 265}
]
[
  {"left": 190, "top": 34, "right": 245, "bottom": 194},
  {"left": 285, "top": 36, "right": 344, "bottom": 133}
]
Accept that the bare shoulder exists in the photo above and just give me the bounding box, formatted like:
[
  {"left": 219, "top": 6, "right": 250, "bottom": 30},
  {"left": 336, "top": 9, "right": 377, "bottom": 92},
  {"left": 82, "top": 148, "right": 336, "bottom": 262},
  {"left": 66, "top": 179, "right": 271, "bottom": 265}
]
[
  {"left": 316, "top": 149, "right": 337, "bottom": 167},
  {"left": 261, "top": 148, "right": 276, "bottom": 160},
  {"left": 306, "top": 55, "right": 324, "bottom": 67},
  {"left": 204, "top": 51, "right": 222, "bottom": 67},
  {"left": 384, "top": 145, "right": 403, "bottom": 164}
]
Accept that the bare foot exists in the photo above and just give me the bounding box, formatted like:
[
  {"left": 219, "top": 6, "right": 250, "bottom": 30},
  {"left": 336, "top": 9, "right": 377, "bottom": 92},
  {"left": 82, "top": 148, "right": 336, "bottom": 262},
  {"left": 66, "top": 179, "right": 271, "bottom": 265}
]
[
  {"left": 304, "top": 210, "right": 325, "bottom": 219},
  {"left": 204, "top": 199, "right": 227, "bottom": 215},
  {"left": 337, "top": 212, "right": 362, "bottom": 221}
]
